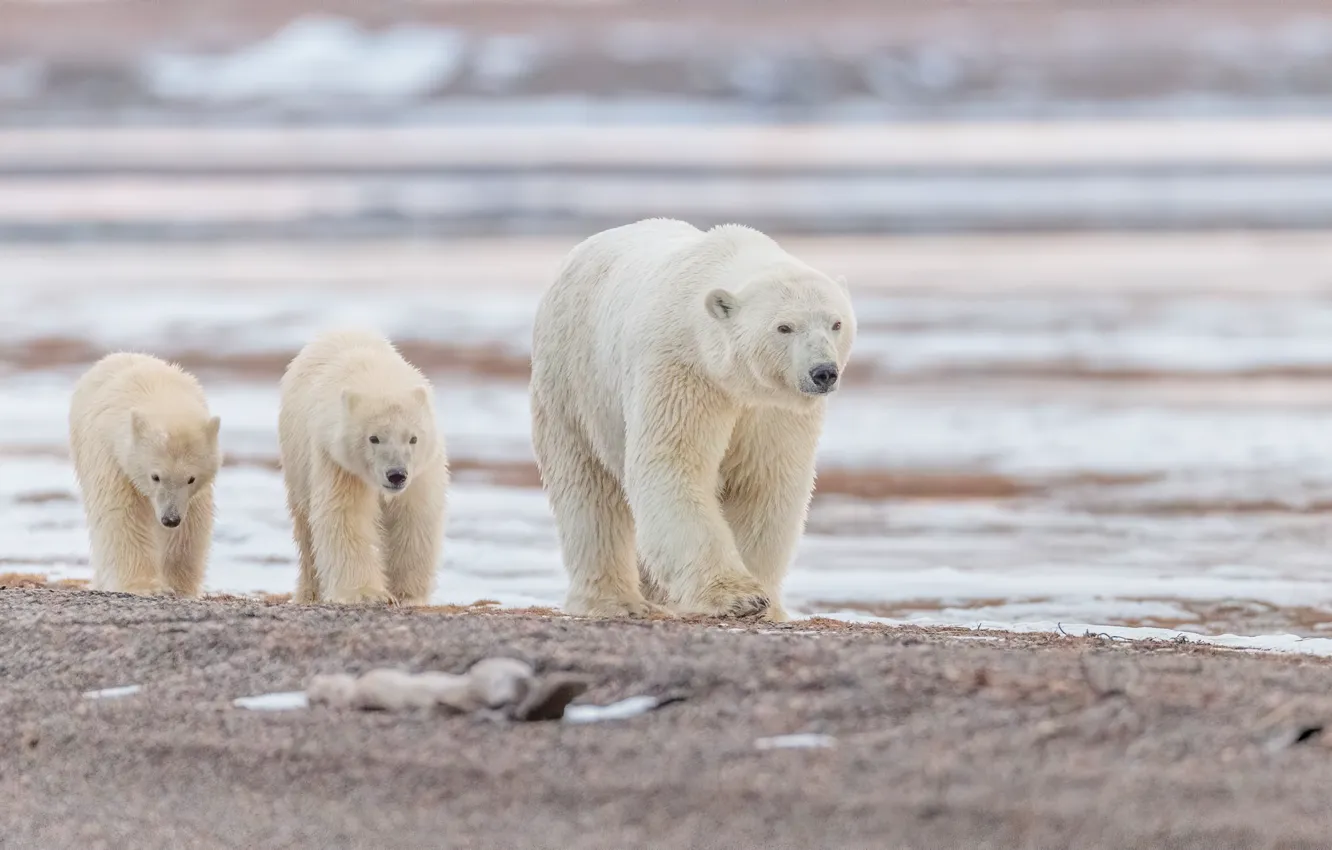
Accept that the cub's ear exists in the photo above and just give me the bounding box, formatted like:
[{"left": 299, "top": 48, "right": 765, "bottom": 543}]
[
  {"left": 342, "top": 390, "right": 363, "bottom": 413},
  {"left": 129, "top": 410, "right": 151, "bottom": 443},
  {"left": 834, "top": 274, "right": 849, "bottom": 292},
  {"left": 205, "top": 416, "right": 221, "bottom": 443},
  {"left": 411, "top": 386, "right": 429, "bottom": 406},
  {"left": 705, "top": 288, "right": 739, "bottom": 320}
]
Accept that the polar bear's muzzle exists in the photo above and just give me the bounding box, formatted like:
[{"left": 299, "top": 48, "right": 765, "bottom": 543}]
[
  {"left": 384, "top": 467, "right": 409, "bottom": 491},
  {"left": 802, "top": 363, "right": 840, "bottom": 395}
]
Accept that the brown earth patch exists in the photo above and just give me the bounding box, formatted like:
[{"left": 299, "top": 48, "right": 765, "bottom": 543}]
[
  {"left": 0, "top": 557, "right": 87, "bottom": 567},
  {"left": 851, "top": 361, "right": 1332, "bottom": 386},
  {"left": 27, "top": 334, "right": 1332, "bottom": 394},
  {"left": 0, "top": 572, "right": 87, "bottom": 589},
  {"left": 2, "top": 336, "right": 531, "bottom": 382},
  {"left": 813, "top": 469, "right": 1157, "bottom": 500},
  {"left": 1085, "top": 497, "right": 1332, "bottom": 516},
  {"left": 14, "top": 490, "right": 77, "bottom": 505}
]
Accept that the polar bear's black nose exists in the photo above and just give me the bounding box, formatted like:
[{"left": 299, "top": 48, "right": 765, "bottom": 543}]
[
  {"left": 386, "top": 469, "right": 408, "bottom": 488},
  {"left": 809, "top": 364, "right": 839, "bottom": 391},
  {"left": 161, "top": 514, "right": 181, "bottom": 528}
]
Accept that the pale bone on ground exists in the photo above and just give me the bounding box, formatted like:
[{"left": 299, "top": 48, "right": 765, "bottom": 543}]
[{"left": 306, "top": 657, "right": 591, "bottom": 721}]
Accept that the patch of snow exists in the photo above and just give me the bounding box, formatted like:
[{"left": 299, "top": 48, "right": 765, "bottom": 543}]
[
  {"left": 0, "top": 61, "right": 43, "bottom": 101},
  {"left": 82, "top": 684, "right": 142, "bottom": 699},
  {"left": 470, "top": 35, "right": 542, "bottom": 93},
  {"left": 755, "top": 733, "right": 837, "bottom": 750},
  {"left": 142, "top": 16, "right": 467, "bottom": 104},
  {"left": 563, "top": 695, "right": 662, "bottom": 723},
  {"left": 233, "top": 691, "right": 309, "bottom": 711}
]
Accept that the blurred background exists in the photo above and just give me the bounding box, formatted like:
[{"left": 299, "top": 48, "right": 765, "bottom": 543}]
[{"left": 6, "top": 0, "right": 1332, "bottom": 643}]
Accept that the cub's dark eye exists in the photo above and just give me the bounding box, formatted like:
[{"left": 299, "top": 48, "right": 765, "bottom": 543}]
[
  {"left": 777, "top": 324, "right": 793, "bottom": 334},
  {"left": 150, "top": 474, "right": 160, "bottom": 482},
  {"left": 409, "top": 436, "right": 418, "bottom": 445},
  {"left": 832, "top": 321, "right": 842, "bottom": 331},
  {"left": 187, "top": 477, "right": 196, "bottom": 485},
  {"left": 369, "top": 436, "right": 380, "bottom": 445}
]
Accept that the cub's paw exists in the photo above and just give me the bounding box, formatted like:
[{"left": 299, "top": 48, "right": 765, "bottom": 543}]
[
  {"left": 390, "top": 595, "right": 431, "bottom": 608},
  {"left": 120, "top": 582, "right": 175, "bottom": 598},
  {"left": 566, "top": 595, "right": 671, "bottom": 619},
  {"left": 761, "top": 604, "right": 792, "bottom": 624},
  {"left": 327, "top": 585, "right": 395, "bottom": 606}
]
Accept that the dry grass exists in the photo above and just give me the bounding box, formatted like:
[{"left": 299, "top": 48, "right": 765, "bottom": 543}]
[{"left": 0, "top": 572, "right": 88, "bottom": 590}]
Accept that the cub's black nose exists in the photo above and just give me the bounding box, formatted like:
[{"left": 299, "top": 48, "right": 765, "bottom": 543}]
[
  {"left": 386, "top": 469, "right": 408, "bottom": 488},
  {"left": 161, "top": 515, "right": 181, "bottom": 528},
  {"left": 809, "top": 364, "right": 839, "bottom": 391}
]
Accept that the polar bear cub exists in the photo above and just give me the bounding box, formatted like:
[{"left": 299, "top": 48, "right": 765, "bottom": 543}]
[
  {"left": 69, "top": 353, "right": 222, "bottom": 597},
  {"left": 531, "top": 218, "right": 856, "bottom": 621},
  {"left": 279, "top": 330, "right": 449, "bottom": 605}
]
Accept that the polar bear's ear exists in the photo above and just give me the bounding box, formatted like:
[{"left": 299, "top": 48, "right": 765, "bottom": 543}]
[
  {"left": 834, "top": 274, "right": 849, "bottom": 292},
  {"left": 411, "top": 386, "right": 429, "bottom": 406},
  {"left": 205, "top": 416, "right": 221, "bottom": 443},
  {"left": 705, "top": 289, "right": 739, "bottom": 320},
  {"left": 342, "top": 390, "right": 363, "bottom": 414}
]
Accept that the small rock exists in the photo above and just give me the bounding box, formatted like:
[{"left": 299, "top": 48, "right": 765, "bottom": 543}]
[
  {"left": 350, "top": 669, "right": 442, "bottom": 711},
  {"left": 301, "top": 658, "right": 595, "bottom": 721},
  {"left": 512, "top": 674, "right": 591, "bottom": 721},
  {"left": 305, "top": 674, "right": 358, "bottom": 709},
  {"left": 466, "top": 658, "right": 534, "bottom": 708}
]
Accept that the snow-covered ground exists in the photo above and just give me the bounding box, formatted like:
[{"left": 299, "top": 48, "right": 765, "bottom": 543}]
[{"left": 7, "top": 234, "right": 1332, "bottom": 655}]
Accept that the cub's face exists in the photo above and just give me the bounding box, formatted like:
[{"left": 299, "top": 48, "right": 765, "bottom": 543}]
[
  {"left": 127, "top": 411, "right": 221, "bottom": 529},
  {"left": 339, "top": 387, "right": 437, "bottom": 495},
  {"left": 705, "top": 271, "right": 856, "bottom": 404}
]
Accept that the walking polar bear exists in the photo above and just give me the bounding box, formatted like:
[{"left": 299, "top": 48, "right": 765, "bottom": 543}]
[
  {"left": 531, "top": 218, "right": 856, "bottom": 622},
  {"left": 69, "top": 353, "right": 222, "bottom": 597},
  {"left": 279, "top": 330, "right": 449, "bottom": 606}
]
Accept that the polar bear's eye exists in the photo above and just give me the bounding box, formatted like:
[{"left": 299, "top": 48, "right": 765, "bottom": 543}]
[
  {"left": 832, "top": 321, "right": 842, "bottom": 331},
  {"left": 369, "top": 436, "right": 380, "bottom": 445},
  {"left": 410, "top": 436, "right": 418, "bottom": 445},
  {"left": 188, "top": 477, "right": 196, "bottom": 485},
  {"left": 151, "top": 474, "right": 160, "bottom": 482},
  {"left": 777, "top": 324, "right": 793, "bottom": 334}
]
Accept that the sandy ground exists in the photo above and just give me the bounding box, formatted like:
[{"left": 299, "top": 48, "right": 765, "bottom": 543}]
[{"left": 4, "top": 587, "right": 1332, "bottom": 849}]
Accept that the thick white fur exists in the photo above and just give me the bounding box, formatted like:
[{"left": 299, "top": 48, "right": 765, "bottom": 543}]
[
  {"left": 530, "top": 218, "right": 856, "bottom": 621},
  {"left": 279, "top": 330, "right": 449, "bottom": 605},
  {"left": 69, "top": 353, "right": 221, "bottom": 597}
]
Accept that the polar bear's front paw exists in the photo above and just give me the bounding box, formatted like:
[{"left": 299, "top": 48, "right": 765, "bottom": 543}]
[
  {"left": 693, "top": 576, "right": 771, "bottom": 619},
  {"left": 722, "top": 592, "right": 770, "bottom": 618}
]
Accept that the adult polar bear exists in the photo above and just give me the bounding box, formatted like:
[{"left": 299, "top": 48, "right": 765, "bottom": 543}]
[{"left": 531, "top": 218, "right": 856, "bottom": 621}]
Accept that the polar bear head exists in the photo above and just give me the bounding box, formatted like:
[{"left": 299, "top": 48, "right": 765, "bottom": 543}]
[
  {"left": 703, "top": 266, "right": 856, "bottom": 406},
  {"left": 339, "top": 387, "right": 437, "bottom": 495},
  {"left": 126, "top": 410, "right": 221, "bottom": 529}
]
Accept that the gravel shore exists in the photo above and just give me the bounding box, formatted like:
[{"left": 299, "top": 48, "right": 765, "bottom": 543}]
[{"left": 3, "top": 588, "right": 1332, "bottom": 848}]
